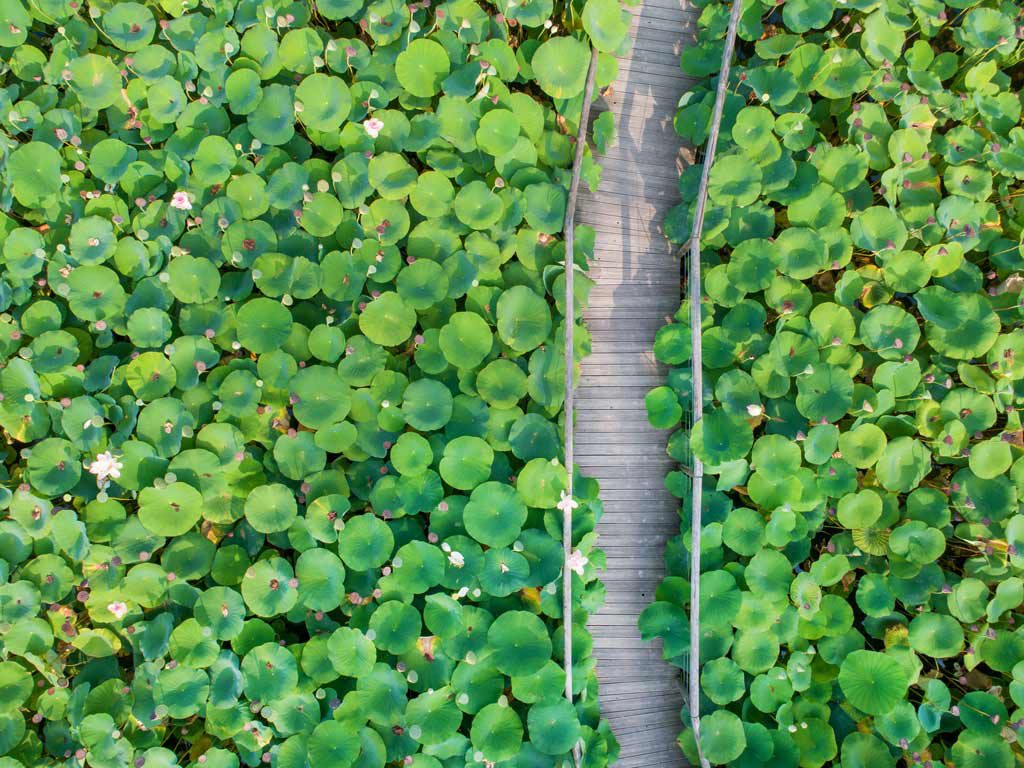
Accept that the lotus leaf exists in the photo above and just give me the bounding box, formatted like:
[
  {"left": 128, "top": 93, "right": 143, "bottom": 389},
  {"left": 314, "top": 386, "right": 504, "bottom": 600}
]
[
  {"left": 838, "top": 651, "right": 910, "bottom": 716},
  {"left": 531, "top": 37, "right": 591, "bottom": 99}
]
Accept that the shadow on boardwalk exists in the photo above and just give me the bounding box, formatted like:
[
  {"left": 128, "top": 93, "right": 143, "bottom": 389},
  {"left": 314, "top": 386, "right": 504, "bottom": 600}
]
[{"left": 574, "top": 1, "right": 698, "bottom": 765}]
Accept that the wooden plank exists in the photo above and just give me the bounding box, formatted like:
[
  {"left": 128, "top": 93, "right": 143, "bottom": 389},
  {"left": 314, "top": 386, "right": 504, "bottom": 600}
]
[{"left": 574, "top": 0, "right": 692, "bottom": 763}]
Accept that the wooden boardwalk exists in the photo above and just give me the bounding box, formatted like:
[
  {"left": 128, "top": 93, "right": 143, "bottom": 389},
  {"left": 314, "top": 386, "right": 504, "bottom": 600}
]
[{"left": 575, "top": 1, "right": 697, "bottom": 765}]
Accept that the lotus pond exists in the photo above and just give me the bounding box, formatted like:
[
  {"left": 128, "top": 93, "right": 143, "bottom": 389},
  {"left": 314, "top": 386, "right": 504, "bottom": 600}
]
[
  {"left": 640, "top": 0, "right": 1024, "bottom": 766},
  {"left": 0, "top": 0, "right": 634, "bottom": 764}
]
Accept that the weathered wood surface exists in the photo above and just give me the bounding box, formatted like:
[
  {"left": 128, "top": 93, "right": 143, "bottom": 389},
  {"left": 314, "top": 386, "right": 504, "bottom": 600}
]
[{"left": 576, "top": 0, "right": 696, "bottom": 764}]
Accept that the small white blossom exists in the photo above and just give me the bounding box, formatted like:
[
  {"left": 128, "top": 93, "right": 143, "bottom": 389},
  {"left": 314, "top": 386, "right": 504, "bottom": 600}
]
[
  {"left": 170, "top": 191, "right": 192, "bottom": 211},
  {"left": 363, "top": 117, "right": 384, "bottom": 138},
  {"left": 746, "top": 403, "right": 763, "bottom": 417},
  {"left": 88, "top": 451, "right": 123, "bottom": 489},
  {"left": 448, "top": 551, "right": 465, "bottom": 569},
  {"left": 107, "top": 601, "right": 128, "bottom": 620},
  {"left": 556, "top": 489, "right": 578, "bottom": 516},
  {"left": 566, "top": 549, "right": 588, "bottom": 576}
]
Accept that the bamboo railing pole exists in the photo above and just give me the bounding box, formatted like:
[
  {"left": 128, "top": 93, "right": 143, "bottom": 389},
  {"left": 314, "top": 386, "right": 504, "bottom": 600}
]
[
  {"left": 687, "top": 1, "right": 743, "bottom": 766},
  {"left": 563, "top": 46, "right": 600, "bottom": 768}
]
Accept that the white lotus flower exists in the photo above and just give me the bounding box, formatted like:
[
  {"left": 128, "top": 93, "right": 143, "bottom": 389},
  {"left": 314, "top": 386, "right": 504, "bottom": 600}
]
[
  {"left": 566, "top": 549, "right": 588, "bottom": 576},
  {"left": 363, "top": 117, "right": 384, "bottom": 138},
  {"left": 448, "top": 551, "right": 465, "bottom": 569},
  {"left": 556, "top": 489, "right": 578, "bottom": 516},
  {"left": 88, "top": 451, "right": 122, "bottom": 488},
  {"left": 746, "top": 403, "right": 763, "bottom": 417},
  {"left": 107, "top": 601, "right": 128, "bottom": 620},
  {"left": 170, "top": 190, "right": 192, "bottom": 211}
]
